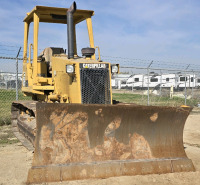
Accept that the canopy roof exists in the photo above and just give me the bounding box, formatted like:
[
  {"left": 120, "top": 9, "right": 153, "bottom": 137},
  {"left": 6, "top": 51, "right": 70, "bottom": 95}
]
[{"left": 24, "top": 6, "right": 94, "bottom": 24}]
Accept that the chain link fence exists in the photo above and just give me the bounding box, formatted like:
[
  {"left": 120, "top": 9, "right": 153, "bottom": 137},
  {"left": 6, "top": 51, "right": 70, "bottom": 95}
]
[
  {"left": 105, "top": 57, "right": 200, "bottom": 107},
  {"left": 1, "top": 46, "right": 200, "bottom": 125},
  {"left": 0, "top": 54, "right": 31, "bottom": 125},
  {"left": 112, "top": 68, "right": 200, "bottom": 107}
]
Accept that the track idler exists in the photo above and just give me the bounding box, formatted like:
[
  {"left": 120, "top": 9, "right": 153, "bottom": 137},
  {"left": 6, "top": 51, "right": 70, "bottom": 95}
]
[{"left": 27, "top": 103, "right": 195, "bottom": 183}]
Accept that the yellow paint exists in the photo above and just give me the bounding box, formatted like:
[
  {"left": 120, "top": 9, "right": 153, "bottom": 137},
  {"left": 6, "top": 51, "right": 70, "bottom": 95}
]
[
  {"left": 37, "top": 77, "right": 52, "bottom": 84},
  {"left": 23, "top": 6, "right": 94, "bottom": 24},
  {"left": 37, "top": 62, "right": 47, "bottom": 78},
  {"left": 68, "top": 62, "right": 82, "bottom": 103},
  {"left": 27, "top": 62, "right": 33, "bottom": 86},
  {"left": 181, "top": 105, "right": 190, "bottom": 108},
  {"left": 33, "top": 85, "right": 54, "bottom": 91},
  {"left": 28, "top": 44, "right": 33, "bottom": 64},
  {"left": 22, "top": 6, "right": 113, "bottom": 104},
  {"left": 22, "top": 87, "right": 44, "bottom": 95},
  {"left": 23, "top": 22, "right": 29, "bottom": 63},
  {"left": 95, "top": 46, "right": 101, "bottom": 61},
  {"left": 86, "top": 18, "right": 95, "bottom": 59},
  {"left": 33, "top": 13, "right": 39, "bottom": 84},
  {"left": 22, "top": 22, "right": 30, "bottom": 88}
]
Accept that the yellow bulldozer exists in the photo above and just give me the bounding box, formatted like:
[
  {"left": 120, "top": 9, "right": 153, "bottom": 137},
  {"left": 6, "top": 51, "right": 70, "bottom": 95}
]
[{"left": 11, "top": 2, "right": 195, "bottom": 184}]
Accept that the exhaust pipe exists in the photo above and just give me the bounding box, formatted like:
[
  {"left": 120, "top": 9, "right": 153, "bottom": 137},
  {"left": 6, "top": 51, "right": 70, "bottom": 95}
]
[{"left": 67, "top": 1, "right": 77, "bottom": 59}]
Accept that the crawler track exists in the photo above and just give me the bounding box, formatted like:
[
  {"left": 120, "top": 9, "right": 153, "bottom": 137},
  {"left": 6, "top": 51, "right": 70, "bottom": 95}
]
[{"left": 11, "top": 101, "right": 36, "bottom": 151}]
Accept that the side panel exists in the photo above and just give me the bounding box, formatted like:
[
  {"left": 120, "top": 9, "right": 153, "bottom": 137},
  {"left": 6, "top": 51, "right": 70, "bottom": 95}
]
[{"left": 68, "top": 62, "right": 82, "bottom": 103}]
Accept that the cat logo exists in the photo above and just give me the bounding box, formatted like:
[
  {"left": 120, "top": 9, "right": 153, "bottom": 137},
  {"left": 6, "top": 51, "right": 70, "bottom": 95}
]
[{"left": 83, "top": 63, "right": 106, "bottom": 68}]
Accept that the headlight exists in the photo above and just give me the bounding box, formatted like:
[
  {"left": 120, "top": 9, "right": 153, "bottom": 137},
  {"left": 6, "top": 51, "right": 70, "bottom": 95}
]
[
  {"left": 111, "top": 65, "right": 118, "bottom": 73},
  {"left": 66, "top": 65, "right": 74, "bottom": 73}
]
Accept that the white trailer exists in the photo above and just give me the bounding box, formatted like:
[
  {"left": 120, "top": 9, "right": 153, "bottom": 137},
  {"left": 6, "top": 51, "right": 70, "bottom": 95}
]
[
  {"left": 113, "top": 73, "right": 198, "bottom": 90},
  {"left": 161, "top": 74, "right": 176, "bottom": 88},
  {"left": 196, "top": 78, "right": 200, "bottom": 87},
  {"left": 111, "top": 79, "right": 116, "bottom": 87},
  {"left": 126, "top": 74, "right": 144, "bottom": 89},
  {"left": 146, "top": 74, "right": 161, "bottom": 88},
  {"left": 126, "top": 73, "right": 161, "bottom": 89},
  {"left": 176, "top": 74, "right": 196, "bottom": 88},
  {"left": 112, "top": 74, "right": 131, "bottom": 89}
]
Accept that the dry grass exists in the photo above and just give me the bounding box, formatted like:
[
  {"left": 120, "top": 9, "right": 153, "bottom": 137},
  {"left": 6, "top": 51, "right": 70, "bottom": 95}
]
[
  {"left": 0, "top": 125, "right": 19, "bottom": 145},
  {"left": 0, "top": 89, "right": 31, "bottom": 125}
]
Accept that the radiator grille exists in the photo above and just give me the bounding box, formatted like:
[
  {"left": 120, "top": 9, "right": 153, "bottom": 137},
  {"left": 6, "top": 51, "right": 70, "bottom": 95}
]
[{"left": 80, "top": 68, "right": 111, "bottom": 104}]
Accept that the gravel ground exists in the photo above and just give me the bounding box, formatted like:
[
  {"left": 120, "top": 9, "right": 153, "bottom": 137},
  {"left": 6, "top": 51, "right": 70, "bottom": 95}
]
[{"left": 0, "top": 110, "right": 200, "bottom": 185}]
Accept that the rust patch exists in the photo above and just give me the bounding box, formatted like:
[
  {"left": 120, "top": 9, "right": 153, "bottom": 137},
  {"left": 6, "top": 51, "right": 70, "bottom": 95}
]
[
  {"left": 95, "top": 108, "right": 103, "bottom": 116},
  {"left": 150, "top": 113, "right": 158, "bottom": 122},
  {"left": 105, "top": 117, "right": 121, "bottom": 137},
  {"left": 39, "top": 124, "right": 72, "bottom": 164},
  {"left": 37, "top": 111, "right": 155, "bottom": 164},
  {"left": 80, "top": 169, "right": 87, "bottom": 177},
  {"left": 103, "top": 139, "right": 113, "bottom": 155},
  {"left": 38, "top": 111, "right": 90, "bottom": 165},
  {"left": 94, "top": 146, "right": 103, "bottom": 156},
  {"left": 33, "top": 103, "right": 191, "bottom": 167},
  {"left": 120, "top": 152, "right": 131, "bottom": 160},
  {"left": 130, "top": 133, "right": 153, "bottom": 159}
]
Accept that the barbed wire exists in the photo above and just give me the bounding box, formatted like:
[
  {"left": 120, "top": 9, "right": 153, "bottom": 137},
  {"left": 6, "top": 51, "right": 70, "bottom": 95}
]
[
  {"left": 0, "top": 43, "right": 21, "bottom": 48},
  {"left": 0, "top": 43, "right": 199, "bottom": 68},
  {"left": 101, "top": 55, "right": 200, "bottom": 69},
  {"left": 101, "top": 55, "right": 152, "bottom": 62},
  {"left": 0, "top": 45, "right": 200, "bottom": 71},
  {"left": 0, "top": 56, "right": 23, "bottom": 60},
  {"left": 101, "top": 55, "right": 200, "bottom": 71}
]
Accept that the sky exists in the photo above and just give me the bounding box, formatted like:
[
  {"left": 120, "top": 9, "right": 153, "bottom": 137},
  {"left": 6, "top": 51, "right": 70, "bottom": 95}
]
[{"left": 0, "top": 0, "right": 200, "bottom": 71}]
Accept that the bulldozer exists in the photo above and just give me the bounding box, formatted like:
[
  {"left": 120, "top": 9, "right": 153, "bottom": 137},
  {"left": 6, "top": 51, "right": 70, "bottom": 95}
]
[{"left": 11, "top": 2, "right": 195, "bottom": 184}]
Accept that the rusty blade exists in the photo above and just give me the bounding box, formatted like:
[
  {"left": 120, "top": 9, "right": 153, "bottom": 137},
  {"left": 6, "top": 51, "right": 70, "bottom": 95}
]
[{"left": 27, "top": 103, "right": 194, "bottom": 183}]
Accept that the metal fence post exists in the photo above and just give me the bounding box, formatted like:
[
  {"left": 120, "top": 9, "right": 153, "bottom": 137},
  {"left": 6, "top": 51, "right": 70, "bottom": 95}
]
[
  {"left": 184, "top": 64, "right": 190, "bottom": 105},
  {"left": 5, "top": 78, "right": 8, "bottom": 89},
  {"left": 160, "top": 69, "right": 162, "bottom": 96},
  {"left": 132, "top": 82, "right": 134, "bottom": 92},
  {"left": 192, "top": 70, "right": 194, "bottom": 98},
  {"left": 16, "top": 47, "right": 22, "bottom": 101},
  {"left": 147, "top": 61, "right": 153, "bottom": 106}
]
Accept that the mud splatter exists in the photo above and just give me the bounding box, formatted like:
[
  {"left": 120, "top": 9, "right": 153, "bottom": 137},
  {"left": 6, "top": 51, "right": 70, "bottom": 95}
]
[
  {"left": 105, "top": 117, "right": 121, "bottom": 137},
  {"left": 130, "top": 133, "right": 153, "bottom": 159},
  {"left": 37, "top": 111, "right": 155, "bottom": 165},
  {"left": 150, "top": 113, "right": 158, "bottom": 122}
]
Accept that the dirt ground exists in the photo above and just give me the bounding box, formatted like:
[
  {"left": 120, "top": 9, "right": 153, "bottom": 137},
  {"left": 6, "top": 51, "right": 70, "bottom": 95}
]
[{"left": 0, "top": 109, "right": 200, "bottom": 185}]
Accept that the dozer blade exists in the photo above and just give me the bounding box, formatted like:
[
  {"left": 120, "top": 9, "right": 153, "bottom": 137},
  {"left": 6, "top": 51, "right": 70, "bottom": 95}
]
[{"left": 27, "top": 103, "right": 195, "bottom": 184}]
